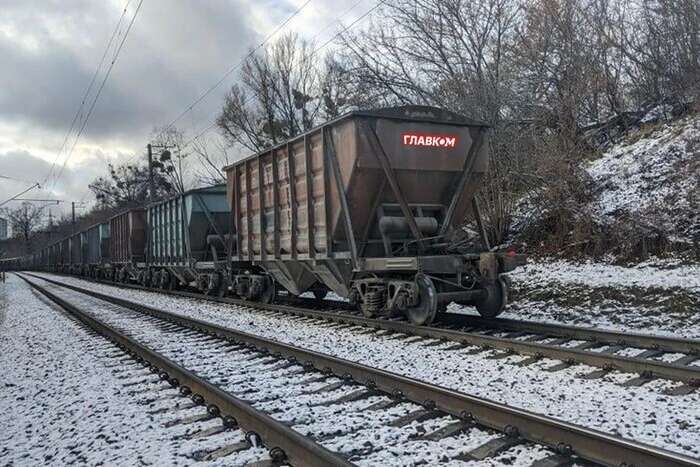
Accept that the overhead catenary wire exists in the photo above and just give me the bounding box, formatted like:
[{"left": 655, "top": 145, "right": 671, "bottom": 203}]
[
  {"left": 0, "top": 175, "right": 40, "bottom": 185},
  {"left": 0, "top": 183, "right": 41, "bottom": 208},
  {"left": 51, "top": 0, "right": 144, "bottom": 192},
  {"left": 43, "top": 0, "right": 134, "bottom": 188}
]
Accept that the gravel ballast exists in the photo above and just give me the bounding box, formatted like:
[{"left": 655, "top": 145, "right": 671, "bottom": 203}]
[
  {"left": 0, "top": 275, "right": 269, "bottom": 466},
  {"left": 29, "top": 272, "right": 700, "bottom": 459}
]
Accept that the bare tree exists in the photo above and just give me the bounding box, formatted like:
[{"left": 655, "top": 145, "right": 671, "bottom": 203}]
[
  {"left": 217, "top": 33, "right": 323, "bottom": 153},
  {"left": 618, "top": 0, "right": 700, "bottom": 106},
  {"left": 2, "top": 202, "right": 44, "bottom": 253},
  {"left": 190, "top": 135, "right": 235, "bottom": 186},
  {"left": 339, "top": 0, "right": 522, "bottom": 124},
  {"left": 151, "top": 126, "right": 191, "bottom": 193}
]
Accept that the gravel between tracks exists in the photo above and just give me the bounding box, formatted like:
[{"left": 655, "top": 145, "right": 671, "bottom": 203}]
[
  {"left": 30, "top": 272, "right": 700, "bottom": 459},
  {"left": 34, "top": 275, "right": 556, "bottom": 466},
  {"left": 0, "top": 275, "right": 269, "bottom": 466}
]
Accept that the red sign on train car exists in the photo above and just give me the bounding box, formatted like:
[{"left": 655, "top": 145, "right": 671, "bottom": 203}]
[{"left": 402, "top": 133, "right": 458, "bottom": 148}]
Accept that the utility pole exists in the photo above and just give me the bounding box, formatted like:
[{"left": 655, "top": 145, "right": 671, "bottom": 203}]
[
  {"left": 48, "top": 209, "right": 53, "bottom": 242},
  {"left": 147, "top": 143, "right": 154, "bottom": 201},
  {"left": 23, "top": 203, "right": 29, "bottom": 254}
]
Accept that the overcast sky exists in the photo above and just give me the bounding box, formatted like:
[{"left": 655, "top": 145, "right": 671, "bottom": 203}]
[{"left": 0, "top": 0, "right": 370, "bottom": 221}]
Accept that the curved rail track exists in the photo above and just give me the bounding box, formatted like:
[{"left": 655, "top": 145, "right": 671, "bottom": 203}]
[
  {"left": 32, "top": 272, "right": 700, "bottom": 394},
  {"left": 18, "top": 273, "right": 700, "bottom": 467}
]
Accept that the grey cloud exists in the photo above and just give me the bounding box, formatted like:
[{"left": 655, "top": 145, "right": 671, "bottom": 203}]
[
  {"left": 0, "top": 149, "right": 105, "bottom": 206},
  {"left": 0, "top": 0, "right": 348, "bottom": 219},
  {"left": 0, "top": 0, "right": 263, "bottom": 141}
]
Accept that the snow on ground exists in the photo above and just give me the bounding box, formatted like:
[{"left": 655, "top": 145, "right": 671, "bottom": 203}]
[
  {"left": 0, "top": 275, "right": 269, "bottom": 466},
  {"left": 464, "top": 256, "right": 700, "bottom": 339},
  {"left": 511, "top": 257, "right": 700, "bottom": 292},
  {"left": 35, "top": 276, "right": 557, "bottom": 466},
  {"left": 587, "top": 113, "right": 700, "bottom": 242},
  {"left": 30, "top": 273, "right": 700, "bottom": 460}
]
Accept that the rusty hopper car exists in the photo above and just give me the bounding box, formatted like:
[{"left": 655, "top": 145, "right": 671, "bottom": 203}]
[
  {"left": 224, "top": 105, "right": 523, "bottom": 325},
  {"left": 109, "top": 208, "right": 146, "bottom": 282},
  {"left": 143, "top": 185, "right": 230, "bottom": 291}
]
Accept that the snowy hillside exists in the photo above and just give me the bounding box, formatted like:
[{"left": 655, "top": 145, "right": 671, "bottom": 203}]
[
  {"left": 501, "top": 113, "right": 700, "bottom": 333},
  {"left": 587, "top": 112, "right": 700, "bottom": 243}
]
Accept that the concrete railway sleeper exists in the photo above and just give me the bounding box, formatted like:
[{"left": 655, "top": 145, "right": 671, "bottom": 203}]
[{"left": 19, "top": 273, "right": 700, "bottom": 467}]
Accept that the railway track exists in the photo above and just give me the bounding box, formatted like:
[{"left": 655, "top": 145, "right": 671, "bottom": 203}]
[
  {"left": 19, "top": 272, "right": 700, "bottom": 466},
  {"left": 33, "top": 272, "right": 700, "bottom": 393}
]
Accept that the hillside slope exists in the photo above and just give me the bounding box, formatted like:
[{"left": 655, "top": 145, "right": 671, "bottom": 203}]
[
  {"left": 587, "top": 111, "right": 700, "bottom": 245},
  {"left": 490, "top": 111, "right": 700, "bottom": 333}
]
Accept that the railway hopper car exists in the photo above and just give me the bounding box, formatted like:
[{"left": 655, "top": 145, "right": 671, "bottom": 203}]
[
  {"left": 83, "top": 222, "right": 111, "bottom": 278},
  {"left": 140, "top": 185, "right": 231, "bottom": 291},
  {"left": 109, "top": 208, "right": 146, "bottom": 282},
  {"left": 224, "top": 105, "right": 524, "bottom": 324}
]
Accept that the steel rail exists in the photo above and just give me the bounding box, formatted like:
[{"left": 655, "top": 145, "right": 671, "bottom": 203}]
[
  {"left": 440, "top": 314, "right": 700, "bottom": 355},
  {"left": 23, "top": 273, "right": 700, "bottom": 467},
  {"left": 20, "top": 274, "right": 352, "bottom": 467},
  {"left": 30, "top": 273, "right": 700, "bottom": 385}
]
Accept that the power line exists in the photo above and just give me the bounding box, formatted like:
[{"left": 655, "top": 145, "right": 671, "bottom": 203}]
[
  {"left": 0, "top": 183, "right": 41, "bottom": 208},
  {"left": 318, "top": 2, "right": 379, "bottom": 51},
  {"left": 43, "top": 0, "right": 133, "bottom": 188},
  {"left": 181, "top": 0, "right": 384, "bottom": 149},
  {"left": 157, "top": 0, "right": 314, "bottom": 137},
  {"left": 0, "top": 175, "right": 40, "bottom": 185},
  {"left": 51, "top": 0, "right": 144, "bottom": 191}
]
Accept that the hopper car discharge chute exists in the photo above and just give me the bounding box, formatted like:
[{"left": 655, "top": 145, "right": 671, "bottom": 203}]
[{"left": 223, "top": 105, "right": 525, "bottom": 325}]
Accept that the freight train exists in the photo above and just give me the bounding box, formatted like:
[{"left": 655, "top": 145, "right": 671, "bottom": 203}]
[{"left": 1, "top": 106, "right": 525, "bottom": 325}]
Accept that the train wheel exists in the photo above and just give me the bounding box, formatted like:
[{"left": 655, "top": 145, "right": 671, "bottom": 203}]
[
  {"left": 166, "top": 273, "right": 178, "bottom": 291},
  {"left": 312, "top": 290, "right": 328, "bottom": 300},
  {"left": 206, "top": 272, "right": 222, "bottom": 296},
  {"left": 152, "top": 271, "right": 162, "bottom": 289},
  {"left": 198, "top": 275, "right": 210, "bottom": 294},
  {"left": 476, "top": 276, "right": 508, "bottom": 318},
  {"left": 142, "top": 270, "right": 152, "bottom": 287},
  {"left": 258, "top": 276, "right": 276, "bottom": 304},
  {"left": 159, "top": 270, "right": 170, "bottom": 289},
  {"left": 404, "top": 274, "right": 438, "bottom": 326},
  {"left": 216, "top": 274, "right": 229, "bottom": 298}
]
